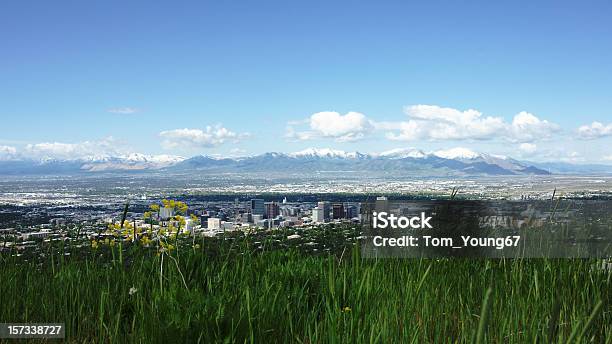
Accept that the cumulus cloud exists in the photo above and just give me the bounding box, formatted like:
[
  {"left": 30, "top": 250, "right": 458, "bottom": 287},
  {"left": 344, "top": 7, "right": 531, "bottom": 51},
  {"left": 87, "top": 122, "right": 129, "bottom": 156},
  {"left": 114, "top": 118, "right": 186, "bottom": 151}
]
[
  {"left": 518, "top": 143, "right": 537, "bottom": 154},
  {"left": 159, "top": 125, "right": 249, "bottom": 149},
  {"left": 0, "top": 145, "right": 18, "bottom": 160},
  {"left": 24, "top": 137, "right": 123, "bottom": 160},
  {"left": 386, "top": 105, "right": 559, "bottom": 143},
  {"left": 286, "top": 111, "right": 373, "bottom": 142},
  {"left": 509, "top": 112, "right": 559, "bottom": 142},
  {"left": 108, "top": 107, "right": 139, "bottom": 114},
  {"left": 577, "top": 122, "right": 612, "bottom": 140},
  {"left": 386, "top": 105, "right": 504, "bottom": 141}
]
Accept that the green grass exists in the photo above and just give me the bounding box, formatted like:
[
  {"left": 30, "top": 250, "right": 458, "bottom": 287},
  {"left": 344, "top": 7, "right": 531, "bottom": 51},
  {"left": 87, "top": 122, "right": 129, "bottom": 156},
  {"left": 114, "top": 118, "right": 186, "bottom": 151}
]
[{"left": 0, "top": 233, "right": 610, "bottom": 343}]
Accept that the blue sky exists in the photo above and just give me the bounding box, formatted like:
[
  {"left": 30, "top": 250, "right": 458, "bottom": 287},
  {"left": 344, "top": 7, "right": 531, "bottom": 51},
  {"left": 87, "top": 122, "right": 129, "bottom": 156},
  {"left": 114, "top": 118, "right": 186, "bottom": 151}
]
[{"left": 1, "top": 0, "right": 611, "bottom": 162}]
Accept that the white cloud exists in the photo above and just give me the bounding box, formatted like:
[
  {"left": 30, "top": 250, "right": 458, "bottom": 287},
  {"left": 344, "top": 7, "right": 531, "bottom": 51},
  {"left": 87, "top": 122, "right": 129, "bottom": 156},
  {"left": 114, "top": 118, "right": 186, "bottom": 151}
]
[
  {"left": 285, "top": 126, "right": 316, "bottom": 141},
  {"left": 286, "top": 111, "right": 373, "bottom": 142},
  {"left": 387, "top": 105, "right": 505, "bottom": 141},
  {"left": 159, "top": 125, "right": 248, "bottom": 149},
  {"left": 24, "top": 137, "right": 123, "bottom": 160},
  {"left": 564, "top": 151, "right": 583, "bottom": 163},
  {"left": 108, "top": 107, "right": 139, "bottom": 114},
  {"left": 603, "top": 155, "right": 612, "bottom": 162},
  {"left": 525, "top": 149, "right": 584, "bottom": 163},
  {"left": 509, "top": 112, "right": 559, "bottom": 142},
  {"left": 519, "top": 143, "right": 537, "bottom": 154},
  {"left": 387, "top": 105, "right": 559, "bottom": 143},
  {"left": 229, "top": 148, "right": 247, "bottom": 156},
  {"left": 577, "top": 122, "right": 612, "bottom": 140},
  {"left": 0, "top": 145, "right": 18, "bottom": 160}
]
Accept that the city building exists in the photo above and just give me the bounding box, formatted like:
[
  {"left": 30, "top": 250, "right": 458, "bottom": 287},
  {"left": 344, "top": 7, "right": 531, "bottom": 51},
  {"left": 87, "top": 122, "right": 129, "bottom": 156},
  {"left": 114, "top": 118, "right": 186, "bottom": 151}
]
[
  {"left": 318, "top": 201, "right": 330, "bottom": 221},
  {"left": 375, "top": 196, "right": 389, "bottom": 213},
  {"left": 250, "top": 199, "right": 265, "bottom": 216},
  {"left": 159, "top": 206, "right": 175, "bottom": 220},
  {"left": 345, "top": 205, "right": 358, "bottom": 219},
  {"left": 332, "top": 203, "right": 344, "bottom": 219},
  {"left": 312, "top": 207, "right": 325, "bottom": 223},
  {"left": 200, "top": 214, "right": 210, "bottom": 228},
  {"left": 264, "top": 202, "right": 280, "bottom": 219},
  {"left": 207, "top": 218, "right": 221, "bottom": 230},
  {"left": 184, "top": 218, "right": 194, "bottom": 232},
  {"left": 240, "top": 213, "right": 252, "bottom": 223}
]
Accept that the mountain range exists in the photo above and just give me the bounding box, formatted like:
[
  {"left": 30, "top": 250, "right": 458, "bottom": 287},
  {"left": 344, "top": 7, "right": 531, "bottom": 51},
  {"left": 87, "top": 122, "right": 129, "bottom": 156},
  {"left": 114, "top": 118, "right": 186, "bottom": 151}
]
[{"left": 1, "top": 147, "right": 609, "bottom": 176}]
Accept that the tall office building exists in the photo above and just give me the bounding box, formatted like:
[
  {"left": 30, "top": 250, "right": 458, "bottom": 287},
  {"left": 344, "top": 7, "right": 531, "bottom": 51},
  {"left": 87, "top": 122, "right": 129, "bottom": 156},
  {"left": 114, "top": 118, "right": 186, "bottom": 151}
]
[
  {"left": 207, "top": 218, "right": 221, "bottom": 230},
  {"left": 250, "top": 199, "right": 265, "bottom": 216},
  {"left": 159, "top": 206, "right": 175, "bottom": 220},
  {"left": 332, "top": 203, "right": 345, "bottom": 219},
  {"left": 200, "top": 214, "right": 210, "bottom": 228},
  {"left": 317, "top": 201, "right": 331, "bottom": 221},
  {"left": 345, "top": 205, "right": 358, "bottom": 219},
  {"left": 375, "top": 196, "right": 389, "bottom": 213},
  {"left": 264, "top": 202, "right": 280, "bottom": 219},
  {"left": 240, "top": 213, "right": 252, "bottom": 223},
  {"left": 312, "top": 207, "right": 325, "bottom": 223}
]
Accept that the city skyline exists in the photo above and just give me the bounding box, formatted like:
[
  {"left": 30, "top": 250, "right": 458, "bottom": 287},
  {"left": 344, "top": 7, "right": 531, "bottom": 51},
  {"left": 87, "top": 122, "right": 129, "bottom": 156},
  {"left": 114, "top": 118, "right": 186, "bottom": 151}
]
[{"left": 1, "top": 1, "right": 611, "bottom": 163}]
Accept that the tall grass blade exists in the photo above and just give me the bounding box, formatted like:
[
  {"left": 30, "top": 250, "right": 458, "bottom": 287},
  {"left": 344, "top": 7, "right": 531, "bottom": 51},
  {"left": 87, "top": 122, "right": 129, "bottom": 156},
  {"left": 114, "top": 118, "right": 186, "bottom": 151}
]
[{"left": 475, "top": 287, "right": 493, "bottom": 344}]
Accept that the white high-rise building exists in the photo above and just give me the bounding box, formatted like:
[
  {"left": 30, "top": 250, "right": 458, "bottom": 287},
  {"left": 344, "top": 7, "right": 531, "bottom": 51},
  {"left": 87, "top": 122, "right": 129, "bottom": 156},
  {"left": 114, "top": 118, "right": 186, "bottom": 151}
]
[
  {"left": 184, "top": 218, "right": 194, "bottom": 232},
  {"left": 160, "top": 206, "right": 175, "bottom": 220},
  {"left": 207, "top": 218, "right": 221, "bottom": 230},
  {"left": 312, "top": 207, "right": 325, "bottom": 223}
]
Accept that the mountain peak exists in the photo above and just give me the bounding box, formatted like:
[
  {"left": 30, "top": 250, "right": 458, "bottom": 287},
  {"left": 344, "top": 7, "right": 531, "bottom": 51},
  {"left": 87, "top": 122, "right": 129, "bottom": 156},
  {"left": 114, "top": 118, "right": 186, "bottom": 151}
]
[
  {"left": 433, "top": 147, "right": 480, "bottom": 160},
  {"left": 289, "top": 148, "right": 362, "bottom": 159},
  {"left": 379, "top": 148, "right": 427, "bottom": 159}
]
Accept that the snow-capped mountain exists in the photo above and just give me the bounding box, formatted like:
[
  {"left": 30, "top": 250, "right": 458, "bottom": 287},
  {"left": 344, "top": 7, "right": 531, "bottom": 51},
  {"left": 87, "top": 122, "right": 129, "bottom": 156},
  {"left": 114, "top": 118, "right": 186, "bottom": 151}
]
[
  {"left": 168, "top": 148, "right": 550, "bottom": 176},
  {"left": 0, "top": 154, "right": 186, "bottom": 174},
  {"left": 2, "top": 147, "right": 609, "bottom": 175},
  {"left": 79, "top": 154, "right": 186, "bottom": 172},
  {"left": 433, "top": 147, "right": 481, "bottom": 160},
  {"left": 288, "top": 148, "right": 366, "bottom": 159},
  {"left": 379, "top": 148, "right": 427, "bottom": 159},
  {"left": 119, "top": 153, "right": 185, "bottom": 164},
  {"left": 429, "top": 148, "right": 540, "bottom": 174}
]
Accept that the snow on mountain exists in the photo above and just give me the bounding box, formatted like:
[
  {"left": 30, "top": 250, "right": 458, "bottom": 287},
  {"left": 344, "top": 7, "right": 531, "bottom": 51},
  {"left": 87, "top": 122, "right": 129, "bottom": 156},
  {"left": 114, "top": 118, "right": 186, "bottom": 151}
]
[
  {"left": 379, "top": 148, "right": 427, "bottom": 159},
  {"left": 433, "top": 147, "right": 481, "bottom": 160},
  {"left": 0, "top": 147, "right": 554, "bottom": 175},
  {"left": 77, "top": 154, "right": 186, "bottom": 171},
  {"left": 120, "top": 153, "right": 186, "bottom": 164},
  {"left": 288, "top": 148, "right": 364, "bottom": 159}
]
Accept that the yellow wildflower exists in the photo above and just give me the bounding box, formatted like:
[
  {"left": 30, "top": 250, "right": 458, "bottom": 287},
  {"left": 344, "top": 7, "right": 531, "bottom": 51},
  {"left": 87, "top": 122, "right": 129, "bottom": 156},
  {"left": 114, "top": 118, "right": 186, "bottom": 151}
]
[{"left": 140, "top": 236, "right": 152, "bottom": 247}]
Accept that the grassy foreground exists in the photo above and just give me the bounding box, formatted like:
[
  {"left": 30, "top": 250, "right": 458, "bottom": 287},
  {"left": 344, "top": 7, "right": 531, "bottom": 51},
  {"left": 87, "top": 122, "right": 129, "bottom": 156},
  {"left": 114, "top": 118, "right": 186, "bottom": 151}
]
[{"left": 1, "top": 237, "right": 610, "bottom": 343}]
